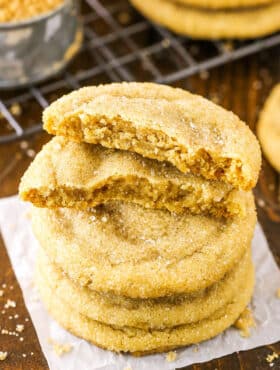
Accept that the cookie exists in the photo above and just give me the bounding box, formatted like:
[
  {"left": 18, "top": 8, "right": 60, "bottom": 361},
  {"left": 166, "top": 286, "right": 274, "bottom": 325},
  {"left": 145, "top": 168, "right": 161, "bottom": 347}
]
[
  {"left": 43, "top": 83, "right": 261, "bottom": 191},
  {"left": 257, "top": 84, "right": 280, "bottom": 172},
  {"left": 36, "top": 247, "right": 253, "bottom": 329},
  {"left": 31, "top": 195, "right": 256, "bottom": 298},
  {"left": 36, "top": 263, "right": 254, "bottom": 354},
  {"left": 20, "top": 137, "right": 246, "bottom": 218},
  {"left": 130, "top": 0, "right": 280, "bottom": 39},
  {"left": 173, "top": 0, "right": 274, "bottom": 9}
]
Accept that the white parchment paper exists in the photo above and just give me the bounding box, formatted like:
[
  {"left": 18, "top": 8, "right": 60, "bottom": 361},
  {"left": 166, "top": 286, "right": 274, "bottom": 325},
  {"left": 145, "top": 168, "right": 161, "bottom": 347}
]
[{"left": 0, "top": 196, "right": 279, "bottom": 370}]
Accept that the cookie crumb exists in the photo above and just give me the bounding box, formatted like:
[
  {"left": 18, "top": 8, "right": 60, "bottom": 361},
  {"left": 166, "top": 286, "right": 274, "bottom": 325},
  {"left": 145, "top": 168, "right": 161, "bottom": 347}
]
[
  {"left": 10, "top": 103, "right": 22, "bottom": 116},
  {"left": 234, "top": 308, "right": 256, "bottom": 337},
  {"left": 257, "top": 198, "right": 265, "bottom": 208},
  {"left": 199, "top": 70, "right": 209, "bottom": 80},
  {"left": 266, "top": 352, "right": 279, "bottom": 363},
  {"left": 252, "top": 80, "right": 262, "bottom": 90},
  {"left": 22, "top": 353, "right": 26, "bottom": 358},
  {"left": 0, "top": 352, "right": 7, "bottom": 361},
  {"left": 20, "top": 141, "right": 29, "bottom": 150},
  {"left": 26, "top": 149, "right": 36, "bottom": 158},
  {"left": 276, "top": 288, "right": 280, "bottom": 298},
  {"left": 193, "top": 344, "right": 199, "bottom": 352},
  {"left": 0, "top": 290, "right": 3, "bottom": 297},
  {"left": 4, "top": 299, "right": 16, "bottom": 309},
  {"left": 48, "top": 338, "right": 73, "bottom": 356},
  {"left": 166, "top": 351, "right": 177, "bottom": 362},
  {"left": 16, "top": 325, "right": 24, "bottom": 332}
]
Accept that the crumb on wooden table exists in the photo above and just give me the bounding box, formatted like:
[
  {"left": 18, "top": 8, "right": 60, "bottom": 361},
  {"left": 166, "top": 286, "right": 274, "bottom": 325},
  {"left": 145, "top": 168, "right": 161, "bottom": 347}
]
[
  {"left": 257, "top": 198, "right": 265, "bottom": 208},
  {"left": 26, "top": 148, "right": 36, "bottom": 158},
  {"left": 199, "top": 70, "right": 209, "bottom": 80},
  {"left": 266, "top": 352, "right": 279, "bottom": 363},
  {"left": 48, "top": 338, "right": 73, "bottom": 356},
  {"left": 0, "top": 352, "right": 8, "bottom": 361},
  {"left": 16, "top": 324, "right": 24, "bottom": 333},
  {"left": 252, "top": 80, "right": 262, "bottom": 90},
  {"left": 166, "top": 351, "right": 177, "bottom": 362},
  {"left": 4, "top": 299, "right": 16, "bottom": 309},
  {"left": 234, "top": 307, "right": 256, "bottom": 338}
]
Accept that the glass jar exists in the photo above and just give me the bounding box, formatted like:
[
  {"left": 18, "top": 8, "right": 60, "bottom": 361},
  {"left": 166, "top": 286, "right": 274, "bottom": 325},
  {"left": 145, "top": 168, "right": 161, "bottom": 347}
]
[{"left": 0, "top": 0, "right": 82, "bottom": 89}]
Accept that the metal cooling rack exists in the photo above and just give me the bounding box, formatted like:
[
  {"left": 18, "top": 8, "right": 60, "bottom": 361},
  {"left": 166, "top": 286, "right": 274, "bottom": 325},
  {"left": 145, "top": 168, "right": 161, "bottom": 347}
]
[{"left": 1, "top": 0, "right": 280, "bottom": 144}]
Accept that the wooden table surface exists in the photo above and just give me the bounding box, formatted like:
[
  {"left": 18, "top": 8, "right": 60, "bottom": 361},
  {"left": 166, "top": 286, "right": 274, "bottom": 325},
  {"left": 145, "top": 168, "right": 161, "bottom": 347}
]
[{"left": 0, "top": 46, "right": 280, "bottom": 369}]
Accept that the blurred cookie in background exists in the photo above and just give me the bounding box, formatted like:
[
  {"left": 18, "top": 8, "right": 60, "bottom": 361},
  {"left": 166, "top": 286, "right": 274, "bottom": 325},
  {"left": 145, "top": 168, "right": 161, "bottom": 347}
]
[
  {"left": 130, "top": 0, "right": 280, "bottom": 39},
  {"left": 257, "top": 84, "right": 280, "bottom": 172}
]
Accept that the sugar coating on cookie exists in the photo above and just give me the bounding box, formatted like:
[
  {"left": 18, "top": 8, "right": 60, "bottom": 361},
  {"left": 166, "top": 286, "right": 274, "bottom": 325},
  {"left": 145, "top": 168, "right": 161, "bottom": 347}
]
[
  {"left": 36, "top": 247, "right": 253, "bottom": 329},
  {"left": 257, "top": 84, "right": 280, "bottom": 172},
  {"left": 130, "top": 0, "right": 280, "bottom": 39},
  {"left": 19, "top": 137, "right": 247, "bottom": 218},
  {"left": 31, "top": 195, "right": 256, "bottom": 298},
  {"left": 43, "top": 83, "right": 261, "bottom": 190},
  {"left": 36, "top": 263, "right": 254, "bottom": 354}
]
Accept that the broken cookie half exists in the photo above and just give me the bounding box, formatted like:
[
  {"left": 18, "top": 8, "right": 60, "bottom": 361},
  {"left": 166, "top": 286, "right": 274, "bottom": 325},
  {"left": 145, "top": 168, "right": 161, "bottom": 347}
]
[
  {"left": 19, "top": 137, "right": 247, "bottom": 218},
  {"left": 43, "top": 82, "right": 261, "bottom": 191}
]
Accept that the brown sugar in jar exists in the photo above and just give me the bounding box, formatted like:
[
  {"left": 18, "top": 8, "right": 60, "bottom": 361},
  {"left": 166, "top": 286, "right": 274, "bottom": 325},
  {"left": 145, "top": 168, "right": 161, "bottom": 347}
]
[{"left": 0, "top": 0, "right": 65, "bottom": 23}]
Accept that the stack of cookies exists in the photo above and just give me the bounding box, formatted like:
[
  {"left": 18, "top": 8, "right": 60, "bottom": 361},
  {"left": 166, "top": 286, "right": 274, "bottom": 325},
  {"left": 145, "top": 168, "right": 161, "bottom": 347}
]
[
  {"left": 19, "top": 82, "right": 261, "bottom": 354},
  {"left": 130, "top": 0, "right": 280, "bottom": 39}
]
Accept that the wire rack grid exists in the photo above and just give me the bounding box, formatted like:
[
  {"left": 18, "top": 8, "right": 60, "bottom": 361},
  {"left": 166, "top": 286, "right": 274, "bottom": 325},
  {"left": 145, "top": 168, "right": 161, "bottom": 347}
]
[{"left": 0, "top": 0, "right": 280, "bottom": 144}]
